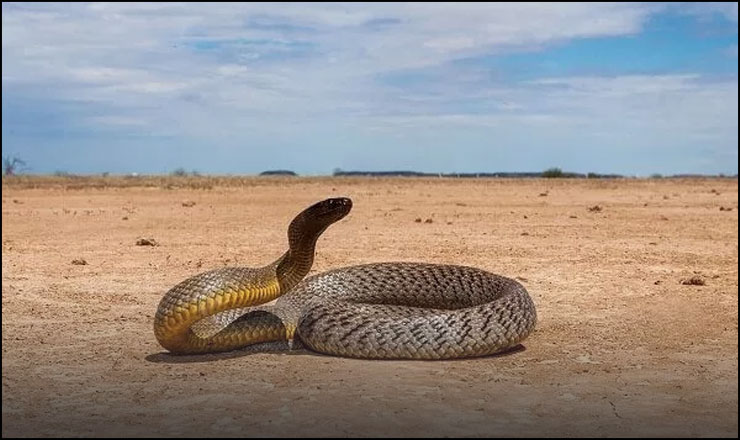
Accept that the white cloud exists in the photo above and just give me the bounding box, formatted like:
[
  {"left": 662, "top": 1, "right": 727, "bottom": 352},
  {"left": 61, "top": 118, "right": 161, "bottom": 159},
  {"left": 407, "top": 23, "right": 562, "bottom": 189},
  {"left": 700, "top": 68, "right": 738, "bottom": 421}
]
[
  {"left": 69, "top": 67, "right": 150, "bottom": 83},
  {"left": 216, "top": 64, "right": 251, "bottom": 76},
  {"left": 2, "top": 3, "right": 656, "bottom": 86},
  {"left": 529, "top": 74, "right": 703, "bottom": 95}
]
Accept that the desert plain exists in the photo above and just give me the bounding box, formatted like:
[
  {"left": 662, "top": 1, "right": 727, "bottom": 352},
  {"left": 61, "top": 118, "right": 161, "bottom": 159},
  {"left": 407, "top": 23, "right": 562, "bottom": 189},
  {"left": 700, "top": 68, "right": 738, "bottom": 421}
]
[{"left": 2, "top": 176, "right": 737, "bottom": 437}]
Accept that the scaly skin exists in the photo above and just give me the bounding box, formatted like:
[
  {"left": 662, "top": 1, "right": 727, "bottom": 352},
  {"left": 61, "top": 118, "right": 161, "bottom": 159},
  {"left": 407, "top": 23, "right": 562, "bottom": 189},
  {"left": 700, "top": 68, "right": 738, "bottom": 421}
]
[{"left": 154, "top": 197, "right": 537, "bottom": 359}]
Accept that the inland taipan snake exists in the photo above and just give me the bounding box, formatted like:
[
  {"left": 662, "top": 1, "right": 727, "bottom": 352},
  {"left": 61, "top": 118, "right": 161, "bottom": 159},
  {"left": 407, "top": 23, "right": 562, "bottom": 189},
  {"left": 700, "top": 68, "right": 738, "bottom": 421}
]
[{"left": 154, "top": 198, "right": 536, "bottom": 359}]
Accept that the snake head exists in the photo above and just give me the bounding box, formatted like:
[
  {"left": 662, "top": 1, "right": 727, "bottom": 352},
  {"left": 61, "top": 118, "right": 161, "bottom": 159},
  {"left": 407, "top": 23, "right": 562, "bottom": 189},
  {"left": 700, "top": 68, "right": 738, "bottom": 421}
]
[
  {"left": 307, "top": 197, "right": 353, "bottom": 223},
  {"left": 286, "top": 197, "right": 352, "bottom": 251}
]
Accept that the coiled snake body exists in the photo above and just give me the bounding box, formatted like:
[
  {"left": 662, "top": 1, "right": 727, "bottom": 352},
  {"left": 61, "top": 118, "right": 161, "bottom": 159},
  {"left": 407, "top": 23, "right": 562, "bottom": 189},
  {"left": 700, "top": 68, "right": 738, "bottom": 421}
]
[{"left": 154, "top": 198, "right": 536, "bottom": 359}]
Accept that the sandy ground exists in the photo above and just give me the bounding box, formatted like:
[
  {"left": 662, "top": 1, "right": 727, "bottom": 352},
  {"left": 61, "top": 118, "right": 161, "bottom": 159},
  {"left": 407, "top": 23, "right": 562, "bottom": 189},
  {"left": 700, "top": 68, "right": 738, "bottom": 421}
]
[{"left": 2, "top": 176, "right": 737, "bottom": 437}]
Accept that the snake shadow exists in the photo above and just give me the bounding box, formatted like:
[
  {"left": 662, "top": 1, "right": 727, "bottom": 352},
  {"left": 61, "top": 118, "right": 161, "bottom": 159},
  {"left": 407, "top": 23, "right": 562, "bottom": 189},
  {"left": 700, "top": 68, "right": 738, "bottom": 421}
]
[
  {"left": 144, "top": 342, "right": 527, "bottom": 364},
  {"left": 145, "top": 341, "right": 302, "bottom": 364}
]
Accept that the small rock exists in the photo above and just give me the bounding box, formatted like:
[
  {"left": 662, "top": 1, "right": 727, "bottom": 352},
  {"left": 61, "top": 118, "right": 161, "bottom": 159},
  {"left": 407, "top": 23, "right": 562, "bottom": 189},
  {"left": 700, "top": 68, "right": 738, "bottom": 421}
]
[
  {"left": 588, "top": 205, "right": 602, "bottom": 212},
  {"left": 71, "top": 258, "right": 87, "bottom": 265},
  {"left": 182, "top": 201, "right": 196, "bottom": 207},
  {"left": 539, "top": 192, "right": 548, "bottom": 197},
  {"left": 719, "top": 206, "right": 733, "bottom": 211},
  {"left": 122, "top": 216, "right": 129, "bottom": 221},
  {"left": 136, "top": 238, "right": 159, "bottom": 246},
  {"left": 424, "top": 218, "right": 433, "bottom": 224},
  {"left": 681, "top": 276, "right": 705, "bottom": 286},
  {"left": 520, "top": 232, "right": 530, "bottom": 236},
  {"left": 569, "top": 215, "right": 578, "bottom": 219},
  {"left": 414, "top": 218, "right": 422, "bottom": 223}
]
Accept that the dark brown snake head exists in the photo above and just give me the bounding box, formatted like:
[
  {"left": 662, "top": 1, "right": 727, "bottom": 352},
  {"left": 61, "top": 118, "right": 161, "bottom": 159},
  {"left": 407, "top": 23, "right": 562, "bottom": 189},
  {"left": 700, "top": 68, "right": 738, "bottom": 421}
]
[
  {"left": 301, "top": 197, "right": 352, "bottom": 224},
  {"left": 286, "top": 197, "right": 353, "bottom": 250}
]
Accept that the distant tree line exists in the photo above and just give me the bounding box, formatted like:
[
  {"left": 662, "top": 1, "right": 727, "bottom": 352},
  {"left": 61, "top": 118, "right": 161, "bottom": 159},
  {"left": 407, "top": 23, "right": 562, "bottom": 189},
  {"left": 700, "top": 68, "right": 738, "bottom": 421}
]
[
  {"left": 259, "top": 170, "right": 298, "bottom": 176},
  {"left": 1, "top": 158, "right": 734, "bottom": 179},
  {"left": 331, "top": 167, "right": 625, "bottom": 179}
]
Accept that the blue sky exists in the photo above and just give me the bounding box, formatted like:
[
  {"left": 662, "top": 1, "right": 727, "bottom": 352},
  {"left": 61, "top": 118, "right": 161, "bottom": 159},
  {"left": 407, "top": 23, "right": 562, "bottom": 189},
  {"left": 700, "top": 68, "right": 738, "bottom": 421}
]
[{"left": 2, "top": 2, "right": 737, "bottom": 176}]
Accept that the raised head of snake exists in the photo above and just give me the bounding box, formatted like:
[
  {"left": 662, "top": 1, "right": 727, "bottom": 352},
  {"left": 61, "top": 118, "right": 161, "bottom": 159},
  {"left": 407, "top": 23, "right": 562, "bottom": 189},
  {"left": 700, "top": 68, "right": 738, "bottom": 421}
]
[
  {"left": 153, "top": 197, "right": 352, "bottom": 354},
  {"left": 278, "top": 197, "right": 353, "bottom": 290}
]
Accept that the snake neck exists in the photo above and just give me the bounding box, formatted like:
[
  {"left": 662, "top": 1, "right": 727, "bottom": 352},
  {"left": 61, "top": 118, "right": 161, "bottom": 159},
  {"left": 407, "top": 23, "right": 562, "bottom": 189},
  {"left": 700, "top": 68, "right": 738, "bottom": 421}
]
[
  {"left": 271, "top": 197, "right": 353, "bottom": 293},
  {"left": 274, "top": 215, "right": 325, "bottom": 292}
]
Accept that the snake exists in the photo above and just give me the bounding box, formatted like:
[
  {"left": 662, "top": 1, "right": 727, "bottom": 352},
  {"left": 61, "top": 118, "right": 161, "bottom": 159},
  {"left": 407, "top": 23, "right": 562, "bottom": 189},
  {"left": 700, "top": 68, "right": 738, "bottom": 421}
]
[{"left": 154, "top": 198, "right": 537, "bottom": 359}]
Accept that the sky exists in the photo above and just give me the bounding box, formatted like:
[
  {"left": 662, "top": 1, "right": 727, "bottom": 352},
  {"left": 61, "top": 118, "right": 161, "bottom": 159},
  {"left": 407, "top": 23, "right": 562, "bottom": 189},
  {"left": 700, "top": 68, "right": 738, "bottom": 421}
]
[{"left": 2, "top": 2, "right": 738, "bottom": 176}]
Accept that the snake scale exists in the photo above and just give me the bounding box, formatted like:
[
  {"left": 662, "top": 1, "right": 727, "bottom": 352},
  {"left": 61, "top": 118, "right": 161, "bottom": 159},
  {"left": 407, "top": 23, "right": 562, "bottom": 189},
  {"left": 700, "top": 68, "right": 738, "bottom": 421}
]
[{"left": 154, "top": 198, "right": 537, "bottom": 359}]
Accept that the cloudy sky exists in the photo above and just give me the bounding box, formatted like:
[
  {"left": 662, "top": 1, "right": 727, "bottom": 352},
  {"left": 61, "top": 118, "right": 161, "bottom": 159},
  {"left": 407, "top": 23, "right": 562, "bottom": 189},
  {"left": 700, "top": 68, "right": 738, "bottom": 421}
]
[{"left": 2, "top": 2, "right": 738, "bottom": 175}]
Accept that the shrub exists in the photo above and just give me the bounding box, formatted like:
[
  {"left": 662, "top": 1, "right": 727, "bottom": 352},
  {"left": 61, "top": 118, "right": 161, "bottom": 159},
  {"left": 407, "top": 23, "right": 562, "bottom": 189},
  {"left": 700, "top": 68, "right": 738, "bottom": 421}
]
[{"left": 542, "top": 167, "right": 564, "bottom": 178}]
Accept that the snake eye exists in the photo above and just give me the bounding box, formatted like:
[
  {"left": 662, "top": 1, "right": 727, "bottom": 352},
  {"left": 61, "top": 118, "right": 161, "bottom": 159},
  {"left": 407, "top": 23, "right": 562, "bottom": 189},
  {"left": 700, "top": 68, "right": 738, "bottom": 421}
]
[{"left": 328, "top": 197, "right": 352, "bottom": 208}]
